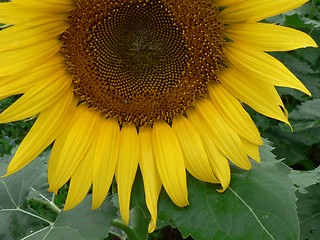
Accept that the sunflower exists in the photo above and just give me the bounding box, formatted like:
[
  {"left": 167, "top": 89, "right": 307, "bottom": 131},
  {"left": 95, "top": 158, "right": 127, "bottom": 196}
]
[{"left": 0, "top": 0, "right": 317, "bottom": 232}]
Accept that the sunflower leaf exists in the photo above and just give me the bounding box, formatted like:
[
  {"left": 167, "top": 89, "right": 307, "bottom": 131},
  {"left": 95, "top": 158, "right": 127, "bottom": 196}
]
[
  {"left": 157, "top": 141, "right": 299, "bottom": 240},
  {"left": 297, "top": 184, "right": 320, "bottom": 240},
  {"left": 0, "top": 152, "right": 117, "bottom": 240},
  {"left": 289, "top": 166, "right": 320, "bottom": 193},
  {"left": 23, "top": 196, "right": 117, "bottom": 240},
  {"left": 128, "top": 205, "right": 149, "bottom": 240},
  {"left": 289, "top": 99, "right": 320, "bottom": 132},
  {"left": 262, "top": 98, "right": 320, "bottom": 168},
  {"left": 0, "top": 153, "right": 51, "bottom": 240}
]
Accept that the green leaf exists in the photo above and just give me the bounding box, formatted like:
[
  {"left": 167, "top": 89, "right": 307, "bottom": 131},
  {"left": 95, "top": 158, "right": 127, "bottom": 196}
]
[
  {"left": 297, "top": 185, "right": 320, "bottom": 240},
  {"left": 129, "top": 206, "right": 149, "bottom": 240},
  {"left": 0, "top": 152, "right": 118, "bottom": 240},
  {"left": 289, "top": 166, "right": 320, "bottom": 193},
  {"left": 0, "top": 153, "right": 51, "bottom": 240},
  {"left": 261, "top": 99, "right": 320, "bottom": 168},
  {"left": 23, "top": 196, "right": 117, "bottom": 240},
  {"left": 284, "top": 14, "right": 311, "bottom": 29},
  {"left": 263, "top": 127, "right": 314, "bottom": 167},
  {"left": 289, "top": 99, "right": 320, "bottom": 131},
  {"left": 157, "top": 142, "right": 299, "bottom": 240}
]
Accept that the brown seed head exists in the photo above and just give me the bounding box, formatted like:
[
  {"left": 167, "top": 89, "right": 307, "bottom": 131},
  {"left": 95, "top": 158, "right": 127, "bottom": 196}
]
[{"left": 61, "top": 0, "right": 225, "bottom": 127}]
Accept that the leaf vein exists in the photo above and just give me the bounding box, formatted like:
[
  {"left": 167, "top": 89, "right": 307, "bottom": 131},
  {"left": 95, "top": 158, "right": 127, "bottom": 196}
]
[{"left": 228, "top": 186, "right": 275, "bottom": 240}]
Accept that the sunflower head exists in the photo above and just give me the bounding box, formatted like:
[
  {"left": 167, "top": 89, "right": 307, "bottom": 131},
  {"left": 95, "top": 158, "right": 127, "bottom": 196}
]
[
  {"left": 0, "top": 0, "right": 317, "bottom": 233},
  {"left": 61, "top": 0, "right": 226, "bottom": 127}
]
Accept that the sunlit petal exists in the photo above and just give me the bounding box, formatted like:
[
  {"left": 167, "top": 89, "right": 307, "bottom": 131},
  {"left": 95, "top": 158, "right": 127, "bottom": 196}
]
[
  {"left": 152, "top": 121, "right": 189, "bottom": 207},
  {"left": 219, "top": 0, "right": 308, "bottom": 23},
  {"left": 0, "top": 74, "right": 71, "bottom": 123},
  {"left": 195, "top": 99, "right": 251, "bottom": 170},
  {"left": 92, "top": 118, "right": 120, "bottom": 209},
  {"left": 208, "top": 83, "right": 262, "bottom": 145},
  {"left": 116, "top": 124, "right": 139, "bottom": 225},
  {"left": 5, "top": 90, "right": 76, "bottom": 175},
  {"left": 223, "top": 42, "right": 311, "bottom": 95},
  {"left": 226, "top": 23, "right": 317, "bottom": 51},
  {"left": 48, "top": 105, "right": 98, "bottom": 192},
  {"left": 139, "top": 127, "right": 162, "bottom": 233},
  {"left": 173, "top": 116, "right": 219, "bottom": 183},
  {"left": 188, "top": 109, "right": 231, "bottom": 191}
]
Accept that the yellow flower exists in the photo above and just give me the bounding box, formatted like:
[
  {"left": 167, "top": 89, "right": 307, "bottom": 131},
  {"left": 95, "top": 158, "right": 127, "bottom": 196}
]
[{"left": 0, "top": 0, "right": 317, "bottom": 232}]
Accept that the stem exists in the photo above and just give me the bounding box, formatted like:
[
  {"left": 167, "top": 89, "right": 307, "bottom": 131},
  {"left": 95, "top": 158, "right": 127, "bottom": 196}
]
[
  {"left": 109, "top": 230, "right": 126, "bottom": 240},
  {"left": 309, "top": 0, "right": 317, "bottom": 19},
  {"left": 111, "top": 219, "right": 143, "bottom": 240}
]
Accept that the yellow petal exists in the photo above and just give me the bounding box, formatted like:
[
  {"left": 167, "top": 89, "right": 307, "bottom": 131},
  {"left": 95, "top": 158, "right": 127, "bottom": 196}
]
[
  {"left": 219, "top": 0, "right": 308, "bottom": 23},
  {"left": 195, "top": 98, "right": 251, "bottom": 170},
  {"left": 152, "top": 121, "right": 188, "bottom": 207},
  {"left": 226, "top": 23, "right": 317, "bottom": 51},
  {"left": 241, "top": 137, "right": 261, "bottom": 163},
  {"left": 116, "top": 124, "right": 139, "bottom": 225},
  {"left": 215, "top": 0, "right": 246, "bottom": 7},
  {"left": 0, "top": 40, "right": 61, "bottom": 77},
  {"left": 48, "top": 105, "right": 99, "bottom": 192},
  {"left": 187, "top": 109, "right": 231, "bottom": 191},
  {"left": 139, "top": 127, "right": 162, "bottom": 233},
  {"left": 92, "top": 117, "right": 120, "bottom": 209},
  {"left": 0, "top": 74, "right": 71, "bottom": 123},
  {"left": 13, "top": 0, "right": 75, "bottom": 13},
  {"left": 0, "top": 22, "right": 68, "bottom": 52},
  {"left": 208, "top": 83, "right": 262, "bottom": 145},
  {"left": 219, "top": 67, "right": 290, "bottom": 124},
  {"left": 223, "top": 42, "right": 310, "bottom": 95},
  {"left": 64, "top": 149, "right": 93, "bottom": 210},
  {"left": 172, "top": 116, "right": 219, "bottom": 183},
  {"left": 0, "top": 60, "right": 66, "bottom": 100},
  {"left": 0, "top": 2, "right": 70, "bottom": 25},
  {"left": 4, "top": 90, "right": 76, "bottom": 176}
]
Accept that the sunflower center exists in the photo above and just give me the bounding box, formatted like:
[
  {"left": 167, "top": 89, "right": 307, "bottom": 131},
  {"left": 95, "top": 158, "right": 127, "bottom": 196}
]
[{"left": 62, "top": 0, "right": 225, "bottom": 127}]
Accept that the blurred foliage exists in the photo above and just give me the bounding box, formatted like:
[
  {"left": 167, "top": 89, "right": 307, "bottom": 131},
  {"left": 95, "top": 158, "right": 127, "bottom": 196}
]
[
  {"left": 0, "top": 97, "right": 35, "bottom": 157},
  {"left": 0, "top": 1, "right": 319, "bottom": 240}
]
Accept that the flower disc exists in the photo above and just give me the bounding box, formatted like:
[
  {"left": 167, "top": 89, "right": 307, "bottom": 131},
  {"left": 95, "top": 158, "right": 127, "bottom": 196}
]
[{"left": 62, "top": 0, "right": 225, "bottom": 126}]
